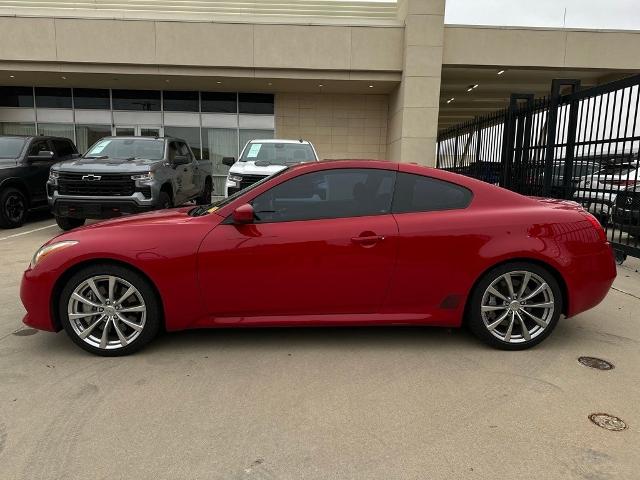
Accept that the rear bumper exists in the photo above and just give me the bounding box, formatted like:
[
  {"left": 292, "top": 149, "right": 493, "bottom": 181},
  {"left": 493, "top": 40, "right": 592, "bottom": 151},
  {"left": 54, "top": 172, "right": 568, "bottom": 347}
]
[
  {"left": 20, "top": 267, "right": 59, "bottom": 332},
  {"left": 565, "top": 244, "right": 617, "bottom": 318}
]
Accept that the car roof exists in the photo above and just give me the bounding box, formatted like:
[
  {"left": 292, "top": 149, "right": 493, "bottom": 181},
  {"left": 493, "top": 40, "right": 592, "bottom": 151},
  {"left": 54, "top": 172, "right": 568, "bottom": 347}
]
[
  {"left": 99, "top": 136, "right": 175, "bottom": 141},
  {"left": 247, "top": 139, "right": 312, "bottom": 145}
]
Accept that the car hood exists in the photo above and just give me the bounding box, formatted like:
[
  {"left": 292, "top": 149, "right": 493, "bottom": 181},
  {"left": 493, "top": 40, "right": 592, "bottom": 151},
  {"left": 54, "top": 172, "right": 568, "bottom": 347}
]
[
  {"left": 0, "top": 160, "right": 18, "bottom": 169},
  {"left": 76, "top": 207, "right": 200, "bottom": 231},
  {"left": 229, "top": 161, "right": 288, "bottom": 176},
  {"left": 53, "top": 157, "right": 161, "bottom": 173}
]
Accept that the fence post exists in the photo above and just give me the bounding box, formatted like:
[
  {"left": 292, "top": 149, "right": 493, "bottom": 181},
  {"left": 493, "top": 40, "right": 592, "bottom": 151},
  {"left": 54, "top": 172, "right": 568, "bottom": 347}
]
[
  {"left": 501, "top": 94, "right": 534, "bottom": 190},
  {"left": 544, "top": 79, "right": 581, "bottom": 197}
]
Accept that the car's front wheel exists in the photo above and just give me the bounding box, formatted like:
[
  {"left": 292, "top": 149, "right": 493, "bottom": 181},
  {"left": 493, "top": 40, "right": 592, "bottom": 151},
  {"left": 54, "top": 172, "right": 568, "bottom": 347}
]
[
  {"left": 59, "top": 264, "right": 161, "bottom": 356},
  {"left": 467, "top": 262, "right": 562, "bottom": 350}
]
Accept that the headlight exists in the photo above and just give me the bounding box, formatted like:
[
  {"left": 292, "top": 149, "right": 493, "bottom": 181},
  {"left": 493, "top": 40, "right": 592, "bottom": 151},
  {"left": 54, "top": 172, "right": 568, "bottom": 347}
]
[
  {"left": 228, "top": 175, "right": 242, "bottom": 183},
  {"left": 30, "top": 241, "right": 78, "bottom": 268},
  {"left": 131, "top": 172, "right": 153, "bottom": 181}
]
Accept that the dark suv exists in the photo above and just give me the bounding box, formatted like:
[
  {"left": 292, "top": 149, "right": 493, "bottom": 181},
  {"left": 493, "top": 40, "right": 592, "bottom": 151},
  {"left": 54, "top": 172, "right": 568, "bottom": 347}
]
[{"left": 0, "top": 135, "right": 79, "bottom": 228}]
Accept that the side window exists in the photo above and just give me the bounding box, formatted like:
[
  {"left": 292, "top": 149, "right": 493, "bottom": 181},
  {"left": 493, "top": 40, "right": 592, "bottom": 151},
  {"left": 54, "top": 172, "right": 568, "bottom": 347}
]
[
  {"left": 28, "top": 140, "right": 51, "bottom": 157},
  {"left": 251, "top": 168, "right": 396, "bottom": 223},
  {"left": 52, "top": 139, "right": 75, "bottom": 159},
  {"left": 168, "top": 142, "right": 179, "bottom": 162},
  {"left": 392, "top": 172, "right": 472, "bottom": 213},
  {"left": 178, "top": 142, "right": 193, "bottom": 161}
]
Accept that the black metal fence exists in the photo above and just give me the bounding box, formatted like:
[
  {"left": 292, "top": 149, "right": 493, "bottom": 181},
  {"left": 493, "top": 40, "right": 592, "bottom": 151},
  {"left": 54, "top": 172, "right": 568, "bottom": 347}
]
[{"left": 437, "top": 74, "right": 640, "bottom": 260}]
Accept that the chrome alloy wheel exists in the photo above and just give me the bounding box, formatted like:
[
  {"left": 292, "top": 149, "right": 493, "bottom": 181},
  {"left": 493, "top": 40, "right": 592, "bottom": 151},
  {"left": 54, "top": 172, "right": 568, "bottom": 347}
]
[
  {"left": 480, "top": 270, "right": 555, "bottom": 344},
  {"left": 67, "top": 275, "right": 147, "bottom": 350}
]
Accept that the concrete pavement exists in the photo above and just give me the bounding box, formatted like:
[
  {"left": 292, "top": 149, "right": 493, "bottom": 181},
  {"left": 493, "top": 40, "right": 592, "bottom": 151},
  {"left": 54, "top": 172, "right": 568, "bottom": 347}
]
[{"left": 0, "top": 216, "right": 639, "bottom": 479}]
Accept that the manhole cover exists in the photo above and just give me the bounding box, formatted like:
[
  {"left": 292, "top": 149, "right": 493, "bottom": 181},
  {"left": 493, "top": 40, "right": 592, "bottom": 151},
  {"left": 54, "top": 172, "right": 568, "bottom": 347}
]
[
  {"left": 578, "top": 356, "right": 614, "bottom": 370},
  {"left": 12, "top": 328, "right": 38, "bottom": 336},
  {"left": 589, "top": 413, "right": 627, "bottom": 431}
]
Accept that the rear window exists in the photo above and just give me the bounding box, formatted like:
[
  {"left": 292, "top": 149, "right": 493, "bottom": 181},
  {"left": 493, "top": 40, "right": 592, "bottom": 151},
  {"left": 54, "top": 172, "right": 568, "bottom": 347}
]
[{"left": 392, "top": 173, "right": 472, "bottom": 213}]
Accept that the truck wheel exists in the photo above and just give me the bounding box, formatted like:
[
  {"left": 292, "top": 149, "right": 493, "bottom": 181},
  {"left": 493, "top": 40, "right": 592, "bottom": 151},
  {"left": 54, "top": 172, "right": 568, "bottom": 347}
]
[
  {"left": 158, "top": 191, "right": 173, "bottom": 209},
  {"left": 56, "top": 216, "right": 86, "bottom": 231},
  {"left": 0, "top": 187, "right": 28, "bottom": 229},
  {"left": 196, "top": 178, "right": 212, "bottom": 205}
]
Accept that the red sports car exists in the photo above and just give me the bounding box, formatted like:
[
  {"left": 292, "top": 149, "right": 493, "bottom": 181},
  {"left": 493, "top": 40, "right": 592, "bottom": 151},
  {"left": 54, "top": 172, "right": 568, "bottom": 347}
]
[{"left": 21, "top": 160, "right": 616, "bottom": 356}]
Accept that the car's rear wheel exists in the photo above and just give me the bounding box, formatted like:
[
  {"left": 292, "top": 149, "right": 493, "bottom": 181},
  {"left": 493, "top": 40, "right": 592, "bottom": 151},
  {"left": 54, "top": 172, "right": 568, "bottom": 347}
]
[
  {"left": 55, "top": 216, "right": 86, "bottom": 231},
  {"left": 59, "top": 264, "right": 161, "bottom": 356},
  {"left": 0, "top": 187, "right": 28, "bottom": 229},
  {"left": 467, "top": 262, "right": 562, "bottom": 350}
]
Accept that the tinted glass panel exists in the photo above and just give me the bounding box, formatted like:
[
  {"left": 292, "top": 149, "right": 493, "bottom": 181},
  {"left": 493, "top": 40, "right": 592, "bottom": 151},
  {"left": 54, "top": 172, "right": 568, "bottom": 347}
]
[
  {"left": 201, "top": 92, "right": 236, "bottom": 113},
  {"left": 112, "top": 90, "right": 161, "bottom": 111},
  {"left": 239, "top": 129, "right": 273, "bottom": 153},
  {"left": 52, "top": 139, "right": 76, "bottom": 158},
  {"left": 73, "top": 88, "right": 110, "bottom": 109},
  {"left": 392, "top": 172, "right": 472, "bottom": 213},
  {"left": 0, "top": 87, "right": 34, "bottom": 107},
  {"left": 0, "top": 122, "right": 36, "bottom": 137},
  {"left": 252, "top": 168, "right": 395, "bottom": 223},
  {"left": 28, "top": 139, "right": 51, "bottom": 156},
  {"left": 35, "top": 87, "right": 72, "bottom": 108},
  {"left": 37, "top": 123, "right": 75, "bottom": 141},
  {"left": 239, "top": 93, "right": 274, "bottom": 114},
  {"left": 163, "top": 91, "right": 199, "bottom": 112},
  {"left": 75, "top": 124, "right": 112, "bottom": 153},
  {"left": 164, "top": 126, "right": 201, "bottom": 159}
]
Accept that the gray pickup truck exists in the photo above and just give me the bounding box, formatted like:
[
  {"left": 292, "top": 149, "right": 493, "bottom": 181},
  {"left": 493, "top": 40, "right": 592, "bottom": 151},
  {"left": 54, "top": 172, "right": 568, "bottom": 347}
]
[{"left": 48, "top": 136, "right": 213, "bottom": 230}]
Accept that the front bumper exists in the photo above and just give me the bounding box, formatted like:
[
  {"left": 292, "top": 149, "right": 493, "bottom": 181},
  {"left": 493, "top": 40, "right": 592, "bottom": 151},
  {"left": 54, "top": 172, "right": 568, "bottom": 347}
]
[
  {"left": 20, "top": 267, "right": 58, "bottom": 332},
  {"left": 49, "top": 192, "right": 156, "bottom": 219}
]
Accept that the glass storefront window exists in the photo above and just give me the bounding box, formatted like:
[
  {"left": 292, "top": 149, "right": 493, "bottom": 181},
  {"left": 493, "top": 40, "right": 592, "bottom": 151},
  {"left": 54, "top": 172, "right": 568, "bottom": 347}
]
[
  {"left": 73, "top": 89, "right": 110, "bottom": 109},
  {"left": 239, "top": 129, "right": 274, "bottom": 154},
  {"left": 164, "top": 126, "right": 202, "bottom": 159},
  {"left": 37, "top": 123, "right": 75, "bottom": 140},
  {"left": 0, "top": 122, "right": 36, "bottom": 136},
  {"left": 201, "top": 92, "right": 237, "bottom": 113},
  {"left": 163, "top": 91, "right": 199, "bottom": 112},
  {"left": 239, "top": 93, "right": 274, "bottom": 114},
  {"left": 0, "top": 87, "right": 34, "bottom": 108},
  {"left": 112, "top": 90, "right": 161, "bottom": 111},
  {"left": 75, "top": 124, "right": 112, "bottom": 153},
  {"left": 203, "top": 128, "right": 238, "bottom": 194},
  {"left": 35, "top": 87, "right": 72, "bottom": 109}
]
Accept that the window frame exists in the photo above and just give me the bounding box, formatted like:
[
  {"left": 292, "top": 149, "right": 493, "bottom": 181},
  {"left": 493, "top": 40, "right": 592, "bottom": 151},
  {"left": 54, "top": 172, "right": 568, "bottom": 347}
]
[
  {"left": 249, "top": 167, "right": 397, "bottom": 224},
  {"left": 391, "top": 172, "right": 473, "bottom": 214}
]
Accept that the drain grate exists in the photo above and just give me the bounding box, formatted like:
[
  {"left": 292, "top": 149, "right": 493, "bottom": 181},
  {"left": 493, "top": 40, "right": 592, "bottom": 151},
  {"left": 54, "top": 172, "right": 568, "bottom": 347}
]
[
  {"left": 589, "top": 413, "right": 627, "bottom": 431},
  {"left": 578, "top": 356, "right": 614, "bottom": 370},
  {"left": 12, "top": 328, "right": 38, "bottom": 336}
]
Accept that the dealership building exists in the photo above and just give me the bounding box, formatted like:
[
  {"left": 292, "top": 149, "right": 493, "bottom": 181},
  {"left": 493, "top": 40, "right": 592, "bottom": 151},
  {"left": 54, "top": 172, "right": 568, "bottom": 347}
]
[{"left": 1, "top": 0, "right": 639, "bottom": 192}]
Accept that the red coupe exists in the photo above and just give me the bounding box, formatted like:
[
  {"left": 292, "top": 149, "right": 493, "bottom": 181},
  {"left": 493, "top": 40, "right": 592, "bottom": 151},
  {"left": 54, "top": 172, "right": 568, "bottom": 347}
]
[{"left": 21, "top": 160, "right": 616, "bottom": 356}]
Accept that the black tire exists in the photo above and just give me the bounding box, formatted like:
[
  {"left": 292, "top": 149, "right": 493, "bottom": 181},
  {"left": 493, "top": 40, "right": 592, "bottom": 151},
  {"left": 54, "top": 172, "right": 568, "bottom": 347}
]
[
  {"left": 55, "top": 216, "right": 86, "bottom": 231},
  {"left": 158, "top": 191, "right": 173, "bottom": 209},
  {"left": 0, "top": 187, "right": 28, "bottom": 229},
  {"left": 196, "top": 178, "right": 213, "bottom": 205},
  {"left": 59, "top": 263, "right": 161, "bottom": 356},
  {"left": 467, "top": 262, "right": 563, "bottom": 350}
]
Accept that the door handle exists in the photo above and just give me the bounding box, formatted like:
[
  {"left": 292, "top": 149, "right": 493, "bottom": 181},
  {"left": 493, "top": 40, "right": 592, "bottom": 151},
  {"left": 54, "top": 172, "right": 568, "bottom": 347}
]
[{"left": 351, "top": 235, "right": 384, "bottom": 244}]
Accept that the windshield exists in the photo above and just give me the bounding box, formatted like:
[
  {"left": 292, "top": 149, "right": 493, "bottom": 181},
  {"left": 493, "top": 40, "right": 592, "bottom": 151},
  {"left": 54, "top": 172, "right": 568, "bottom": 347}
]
[
  {"left": 85, "top": 138, "right": 165, "bottom": 160},
  {"left": 0, "top": 137, "right": 27, "bottom": 160},
  {"left": 239, "top": 142, "right": 315, "bottom": 165},
  {"left": 191, "top": 167, "right": 289, "bottom": 216}
]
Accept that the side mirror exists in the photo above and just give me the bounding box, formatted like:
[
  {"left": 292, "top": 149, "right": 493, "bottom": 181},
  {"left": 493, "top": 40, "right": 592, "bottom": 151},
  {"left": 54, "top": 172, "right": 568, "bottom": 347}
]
[
  {"left": 173, "top": 155, "right": 189, "bottom": 166},
  {"left": 232, "top": 203, "right": 254, "bottom": 224},
  {"left": 28, "top": 150, "right": 54, "bottom": 161},
  {"left": 222, "top": 156, "right": 236, "bottom": 167}
]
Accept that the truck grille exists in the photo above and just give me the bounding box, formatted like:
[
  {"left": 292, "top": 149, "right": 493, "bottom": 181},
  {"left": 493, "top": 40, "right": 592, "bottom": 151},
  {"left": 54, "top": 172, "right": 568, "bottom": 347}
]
[
  {"left": 58, "top": 172, "right": 135, "bottom": 197},
  {"left": 239, "top": 174, "right": 269, "bottom": 190}
]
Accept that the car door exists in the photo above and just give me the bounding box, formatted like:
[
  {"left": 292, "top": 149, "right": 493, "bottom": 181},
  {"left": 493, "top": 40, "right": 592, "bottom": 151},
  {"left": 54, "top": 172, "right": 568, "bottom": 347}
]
[
  {"left": 167, "top": 141, "right": 189, "bottom": 204},
  {"left": 22, "top": 138, "right": 55, "bottom": 204},
  {"left": 197, "top": 167, "right": 399, "bottom": 320},
  {"left": 179, "top": 141, "right": 200, "bottom": 199},
  {"left": 385, "top": 170, "right": 475, "bottom": 319}
]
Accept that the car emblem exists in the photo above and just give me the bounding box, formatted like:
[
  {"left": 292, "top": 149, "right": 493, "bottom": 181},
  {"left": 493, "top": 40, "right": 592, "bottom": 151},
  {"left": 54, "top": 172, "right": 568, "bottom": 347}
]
[
  {"left": 627, "top": 197, "right": 634, "bottom": 206},
  {"left": 81, "top": 174, "right": 102, "bottom": 181}
]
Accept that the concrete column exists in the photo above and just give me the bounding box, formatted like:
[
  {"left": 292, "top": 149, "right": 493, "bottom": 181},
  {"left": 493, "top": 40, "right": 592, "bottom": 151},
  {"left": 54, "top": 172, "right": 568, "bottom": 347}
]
[{"left": 388, "top": 0, "right": 445, "bottom": 165}]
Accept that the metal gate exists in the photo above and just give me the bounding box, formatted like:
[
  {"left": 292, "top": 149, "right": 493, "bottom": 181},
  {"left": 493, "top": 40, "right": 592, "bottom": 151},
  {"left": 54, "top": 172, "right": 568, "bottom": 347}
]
[{"left": 437, "top": 74, "right": 640, "bottom": 259}]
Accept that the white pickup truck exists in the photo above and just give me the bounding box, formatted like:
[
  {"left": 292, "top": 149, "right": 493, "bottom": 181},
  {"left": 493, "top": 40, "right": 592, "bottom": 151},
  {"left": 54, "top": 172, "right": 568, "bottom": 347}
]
[{"left": 222, "top": 139, "right": 318, "bottom": 197}]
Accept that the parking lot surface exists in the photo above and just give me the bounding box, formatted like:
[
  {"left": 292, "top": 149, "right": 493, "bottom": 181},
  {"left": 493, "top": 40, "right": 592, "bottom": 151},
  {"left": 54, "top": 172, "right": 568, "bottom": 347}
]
[{"left": 1, "top": 214, "right": 639, "bottom": 479}]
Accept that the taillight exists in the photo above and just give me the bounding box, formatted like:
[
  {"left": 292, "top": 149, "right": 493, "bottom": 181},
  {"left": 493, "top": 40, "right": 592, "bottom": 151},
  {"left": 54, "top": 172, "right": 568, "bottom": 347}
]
[{"left": 583, "top": 212, "right": 607, "bottom": 242}]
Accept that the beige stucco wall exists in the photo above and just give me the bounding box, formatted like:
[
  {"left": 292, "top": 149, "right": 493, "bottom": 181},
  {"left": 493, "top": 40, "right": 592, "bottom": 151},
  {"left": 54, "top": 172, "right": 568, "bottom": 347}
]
[{"left": 275, "top": 93, "right": 388, "bottom": 160}]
